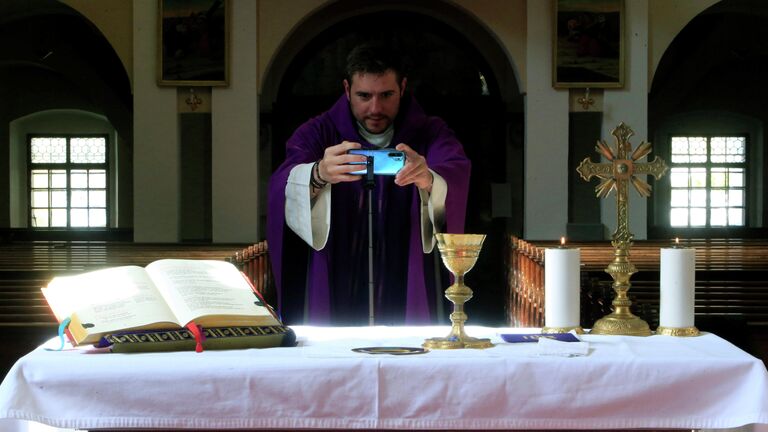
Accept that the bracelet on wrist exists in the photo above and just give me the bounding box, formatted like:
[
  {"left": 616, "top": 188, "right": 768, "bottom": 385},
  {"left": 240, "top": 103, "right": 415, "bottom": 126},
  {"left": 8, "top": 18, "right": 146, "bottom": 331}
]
[
  {"left": 310, "top": 160, "right": 328, "bottom": 189},
  {"left": 315, "top": 160, "right": 328, "bottom": 184}
]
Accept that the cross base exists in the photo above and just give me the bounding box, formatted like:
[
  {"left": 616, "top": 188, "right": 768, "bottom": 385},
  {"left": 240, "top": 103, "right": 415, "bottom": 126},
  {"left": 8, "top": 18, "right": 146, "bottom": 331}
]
[
  {"left": 589, "top": 249, "right": 652, "bottom": 337},
  {"left": 590, "top": 312, "right": 651, "bottom": 336}
]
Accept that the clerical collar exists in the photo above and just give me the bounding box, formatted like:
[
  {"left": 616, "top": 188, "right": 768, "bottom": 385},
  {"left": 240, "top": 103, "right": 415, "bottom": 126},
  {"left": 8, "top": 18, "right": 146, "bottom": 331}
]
[{"left": 357, "top": 122, "right": 394, "bottom": 148}]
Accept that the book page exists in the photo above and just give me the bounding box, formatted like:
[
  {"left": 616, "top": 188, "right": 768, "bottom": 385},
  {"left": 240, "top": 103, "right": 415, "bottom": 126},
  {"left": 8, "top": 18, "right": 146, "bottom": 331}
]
[
  {"left": 42, "top": 266, "right": 180, "bottom": 332},
  {"left": 146, "top": 259, "right": 272, "bottom": 326}
]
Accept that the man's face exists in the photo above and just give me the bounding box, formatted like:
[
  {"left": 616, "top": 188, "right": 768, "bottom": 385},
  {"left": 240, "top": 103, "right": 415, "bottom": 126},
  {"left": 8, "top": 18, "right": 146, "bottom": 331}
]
[{"left": 344, "top": 70, "right": 406, "bottom": 134}]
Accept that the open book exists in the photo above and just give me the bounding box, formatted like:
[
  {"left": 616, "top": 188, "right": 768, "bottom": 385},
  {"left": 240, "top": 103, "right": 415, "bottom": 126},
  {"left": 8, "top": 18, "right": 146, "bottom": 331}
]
[{"left": 42, "top": 259, "right": 282, "bottom": 347}]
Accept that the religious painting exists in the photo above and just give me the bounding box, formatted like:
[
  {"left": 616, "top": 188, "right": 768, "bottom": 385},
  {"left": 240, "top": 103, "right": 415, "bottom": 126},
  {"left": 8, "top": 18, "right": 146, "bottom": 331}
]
[
  {"left": 158, "top": 0, "right": 229, "bottom": 86},
  {"left": 553, "top": 0, "right": 624, "bottom": 88}
]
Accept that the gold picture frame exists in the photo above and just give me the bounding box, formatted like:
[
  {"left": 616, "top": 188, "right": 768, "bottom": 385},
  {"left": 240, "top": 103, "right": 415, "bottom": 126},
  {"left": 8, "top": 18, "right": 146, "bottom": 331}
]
[
  {"left": 158, "top": 0, "right": 229, "bottom": 87},
  {"left": 553, "top": 0, "right": 624, "bottom": 88}
]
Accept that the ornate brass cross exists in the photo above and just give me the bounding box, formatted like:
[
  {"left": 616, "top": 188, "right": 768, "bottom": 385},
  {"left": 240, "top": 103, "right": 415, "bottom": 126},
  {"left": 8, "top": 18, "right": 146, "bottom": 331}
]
[{"left": 576, "top": 122, "right": 668, "bottom": 336}]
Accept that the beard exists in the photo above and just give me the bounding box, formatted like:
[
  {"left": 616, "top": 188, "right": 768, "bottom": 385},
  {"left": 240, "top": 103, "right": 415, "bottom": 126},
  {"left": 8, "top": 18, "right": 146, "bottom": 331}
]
[{"left": 360, "top": 115, "right": 393, "bottom": 134}]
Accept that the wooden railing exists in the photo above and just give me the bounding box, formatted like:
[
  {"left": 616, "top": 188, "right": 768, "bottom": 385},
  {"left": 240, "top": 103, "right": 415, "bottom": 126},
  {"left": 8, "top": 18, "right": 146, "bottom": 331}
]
[
  {"left": 507, "top": 237, "right": 545, "bottom": 327},
  {"left": 227, "top": 240, "right": 275, "bottom": 306},
  {"left": 508, "top": 236, "right": 768, "bottom": 329}
]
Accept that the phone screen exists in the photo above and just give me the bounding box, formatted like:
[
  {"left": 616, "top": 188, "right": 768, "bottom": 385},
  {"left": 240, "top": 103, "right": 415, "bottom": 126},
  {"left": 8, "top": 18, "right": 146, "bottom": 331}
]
[{"left": 348, "top": 149, "right": 405, "bottom": 175}]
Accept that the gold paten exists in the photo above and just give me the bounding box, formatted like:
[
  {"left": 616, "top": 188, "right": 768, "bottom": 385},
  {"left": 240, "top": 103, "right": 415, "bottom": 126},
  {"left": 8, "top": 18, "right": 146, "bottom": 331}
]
[
  {"left": 423, "top": 234, "right": 493, "bottom": 349},
  {"left": 656, "top": 326, "right": 700, "bottom": 337},
  {"left": 577, "top": 123, "right": 668, "bottom": 336}
]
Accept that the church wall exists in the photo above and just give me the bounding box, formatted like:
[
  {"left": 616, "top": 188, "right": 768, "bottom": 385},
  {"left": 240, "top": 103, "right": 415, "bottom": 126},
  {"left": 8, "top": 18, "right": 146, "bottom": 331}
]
[
  {"left": 255, "top": 0, "right": 527, "bottom": 95},
  {"left": 65, "top": 0, "right": 718, "bottom": 242},
  {"left": 130, "top": 0, "right": 262, "bottom": 243},
  {"left": 600, "top": 0, "right": 650, "bottom": 240},
  {"left": 449, "top": 0, "right": 527, "bottom": 96},
  {"left": 256, "top": 0, "right": 327, "bottom": 95},
  {"left": 520, "top": 0, "right": 649, "bottom": 241},
  {"left": 61, "top": 0, "right": 134, "bottom": 90},
  {"left": 524, "top": 0, "right": 569, "bottom": 240},
  {"left": 648, "top": 0, "right": 718, "bottom": 85},
  {"left": 211, "top": 1, "right": 260, "bottom": 243},
  {"left": 132, "top": 0, "right": 179, "bottom": 242}
]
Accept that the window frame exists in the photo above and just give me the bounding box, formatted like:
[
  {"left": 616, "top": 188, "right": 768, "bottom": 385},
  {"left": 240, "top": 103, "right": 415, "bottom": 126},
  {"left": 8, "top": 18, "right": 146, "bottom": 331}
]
[
  {"left": 27, "top": 133, "right": 110, "bottom": 229},
  {"left": 650, "top": 131, "right": 758, "bottom": 238},
  {"left": 668, "top": 134, "right": 748, "bottom": 228}
]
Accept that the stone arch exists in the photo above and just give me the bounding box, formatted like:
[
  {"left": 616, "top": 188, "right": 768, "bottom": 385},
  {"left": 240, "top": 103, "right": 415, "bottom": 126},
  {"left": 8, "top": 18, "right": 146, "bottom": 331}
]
[
  {"left": 260, "top": 0, "right": 523, "bottom": 324},
  {"left": 0, "top": 0, "right": 133, "bottom": 233},
  {"left": 260, "top": 0, "right": 521, "bottom": 111},
  {"left": 649, "top": 0, "right": 768, "bottom": 237}
]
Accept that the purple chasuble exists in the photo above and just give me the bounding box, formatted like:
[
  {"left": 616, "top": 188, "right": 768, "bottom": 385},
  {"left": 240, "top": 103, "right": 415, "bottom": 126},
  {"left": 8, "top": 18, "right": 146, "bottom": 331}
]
[{"left": 266, "top": 93, "right": 470, "bottom": 325}]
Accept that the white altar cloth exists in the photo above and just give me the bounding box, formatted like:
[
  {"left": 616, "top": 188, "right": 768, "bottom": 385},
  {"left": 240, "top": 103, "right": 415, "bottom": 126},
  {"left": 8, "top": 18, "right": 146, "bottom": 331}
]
[{"left": 0, "top": 325, "right": 767, "bottom": 431}]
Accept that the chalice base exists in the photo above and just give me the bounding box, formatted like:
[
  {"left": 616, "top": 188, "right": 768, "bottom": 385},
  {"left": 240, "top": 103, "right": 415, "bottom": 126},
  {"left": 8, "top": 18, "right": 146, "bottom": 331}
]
[
  {"left": 423, "top": 336, "right": 493, "bottom": 350},
  {"left": 590, "top": 312, "right": 651, "bottom": 336},
  {"left": 656, "top": 326, "right": 700, "bottom": 337}
]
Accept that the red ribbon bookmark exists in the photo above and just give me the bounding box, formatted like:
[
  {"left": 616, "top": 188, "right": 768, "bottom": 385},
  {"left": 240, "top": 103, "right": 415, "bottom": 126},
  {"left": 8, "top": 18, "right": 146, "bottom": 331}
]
[{"left": 185, "top": 322, "right": 205, "bottom": 353}]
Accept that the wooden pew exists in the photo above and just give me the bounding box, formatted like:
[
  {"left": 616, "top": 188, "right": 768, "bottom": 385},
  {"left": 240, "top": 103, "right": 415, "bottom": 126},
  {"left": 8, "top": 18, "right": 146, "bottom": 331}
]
[
  {"left": 508, "top": 237, "right": 545, "bottom": 327},
  {"left": 0, "top": 241, "right": 243, "bottom": 272}
]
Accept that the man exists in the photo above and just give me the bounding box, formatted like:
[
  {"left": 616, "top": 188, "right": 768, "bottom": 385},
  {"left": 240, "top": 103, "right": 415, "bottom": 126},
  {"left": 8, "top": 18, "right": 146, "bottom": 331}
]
[{"left": 267, "top": 42, "right": 470, "bottom": 325}]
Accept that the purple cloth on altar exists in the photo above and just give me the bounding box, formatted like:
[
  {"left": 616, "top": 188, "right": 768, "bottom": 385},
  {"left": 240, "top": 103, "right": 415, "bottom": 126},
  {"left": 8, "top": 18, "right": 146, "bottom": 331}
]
[{"left": 266, "top": 93, "right": 470, "bottom": 325}]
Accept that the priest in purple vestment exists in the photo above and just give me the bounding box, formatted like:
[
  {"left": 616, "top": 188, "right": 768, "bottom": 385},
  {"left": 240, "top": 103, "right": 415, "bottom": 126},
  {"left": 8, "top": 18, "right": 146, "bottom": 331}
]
[{"left": 267, "top": 42, "right": 470, "bottom": 325}]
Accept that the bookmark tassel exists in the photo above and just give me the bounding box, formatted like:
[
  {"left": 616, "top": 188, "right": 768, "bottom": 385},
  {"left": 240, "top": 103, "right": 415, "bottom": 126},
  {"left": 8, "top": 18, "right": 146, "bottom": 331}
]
[
  {"left": 185, "top": 322, "right": 205, "bottom": 353},
  {"left": 47, "top": 316, "right": 71, "bottom": 351}
]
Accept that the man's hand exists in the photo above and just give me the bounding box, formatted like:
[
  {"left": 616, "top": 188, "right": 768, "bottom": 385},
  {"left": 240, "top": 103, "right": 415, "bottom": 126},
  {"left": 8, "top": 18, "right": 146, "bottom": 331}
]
[
  {"left": 316, "top": 141, "right": 367, "bottom": 184},
  {"left": 394, "top": 143, "right": 433, "bottom": 191}
]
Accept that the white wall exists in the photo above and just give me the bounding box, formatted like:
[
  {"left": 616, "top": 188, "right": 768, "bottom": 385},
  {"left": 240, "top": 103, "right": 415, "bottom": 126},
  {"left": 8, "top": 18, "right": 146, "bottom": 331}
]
[
  {"left": 212, "top": 0, "right": 260, "bottom": 243},
  {"left": 133, "top": 0, "right": 179, "bottom": 242},
  {"left": 524, "top": 0, "right": 569, "bottom": 240},
  {"left": 601, "top": 0, "right": 650, "bottom": 240}
]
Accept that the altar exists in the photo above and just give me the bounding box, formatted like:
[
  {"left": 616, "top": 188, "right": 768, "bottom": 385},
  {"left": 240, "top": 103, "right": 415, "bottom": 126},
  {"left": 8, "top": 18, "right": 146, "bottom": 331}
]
[{"left": 1, "top": 325, "right": 767, "bottom": 431}]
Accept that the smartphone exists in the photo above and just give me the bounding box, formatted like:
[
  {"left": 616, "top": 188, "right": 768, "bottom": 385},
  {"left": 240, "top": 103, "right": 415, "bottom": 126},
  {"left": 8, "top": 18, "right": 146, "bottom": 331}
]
[{"left": 347, "top": 149, "right": 406, "bottom": 175}]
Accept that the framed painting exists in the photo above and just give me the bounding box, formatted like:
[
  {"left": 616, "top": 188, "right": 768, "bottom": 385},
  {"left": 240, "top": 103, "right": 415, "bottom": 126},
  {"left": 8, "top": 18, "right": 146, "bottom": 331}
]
[
  {"left": 553, "top": 0, "right": 624, "bottom": 88},
  {"left": 158, "top": 0, "right": 229, "bottom": 86}
]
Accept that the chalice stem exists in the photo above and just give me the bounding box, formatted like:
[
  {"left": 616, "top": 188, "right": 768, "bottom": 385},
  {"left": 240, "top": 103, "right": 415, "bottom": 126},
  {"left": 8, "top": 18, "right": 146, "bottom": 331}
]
[{"left": 450, "top": 303, "right": 463, "bottom": 335}]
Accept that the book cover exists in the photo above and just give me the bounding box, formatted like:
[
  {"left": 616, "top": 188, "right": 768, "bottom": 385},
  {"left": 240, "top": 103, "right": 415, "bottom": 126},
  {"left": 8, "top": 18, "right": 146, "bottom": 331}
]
[{"left": 100, "top": 325, "right": 296, "bottom": 353}]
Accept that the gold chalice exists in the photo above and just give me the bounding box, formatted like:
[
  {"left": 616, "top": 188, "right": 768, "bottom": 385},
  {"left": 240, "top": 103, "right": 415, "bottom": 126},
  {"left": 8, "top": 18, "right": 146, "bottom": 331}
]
[{"left": 423, "top": 233, "right": 493, "bottom": 349}]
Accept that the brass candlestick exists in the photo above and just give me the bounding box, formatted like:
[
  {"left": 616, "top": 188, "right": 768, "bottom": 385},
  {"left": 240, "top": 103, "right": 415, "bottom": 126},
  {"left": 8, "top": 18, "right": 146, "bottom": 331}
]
[
  {"left": 577, "top": 123, "right": 668, "bottom": 336},
  {"left": 423, "top": 233, "right": 493, "bottom": 349}
]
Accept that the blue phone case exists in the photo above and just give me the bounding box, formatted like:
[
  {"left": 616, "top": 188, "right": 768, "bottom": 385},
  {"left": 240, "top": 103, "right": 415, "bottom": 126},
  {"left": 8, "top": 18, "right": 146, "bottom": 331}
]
[{"left": 348, "top": 149, "right": 405, "bottom": 175}]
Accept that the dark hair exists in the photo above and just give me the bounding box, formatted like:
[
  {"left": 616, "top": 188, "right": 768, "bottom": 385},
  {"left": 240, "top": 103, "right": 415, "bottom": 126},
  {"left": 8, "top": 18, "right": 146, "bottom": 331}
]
[{"left": 345, "top": 42, "right": 407, "bottom": 84}]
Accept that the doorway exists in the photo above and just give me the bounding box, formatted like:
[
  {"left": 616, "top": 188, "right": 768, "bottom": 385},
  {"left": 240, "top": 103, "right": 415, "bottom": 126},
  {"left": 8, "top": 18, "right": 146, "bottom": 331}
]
[{"left": 263, "top": 5, "right": 523, "bottom": 325}]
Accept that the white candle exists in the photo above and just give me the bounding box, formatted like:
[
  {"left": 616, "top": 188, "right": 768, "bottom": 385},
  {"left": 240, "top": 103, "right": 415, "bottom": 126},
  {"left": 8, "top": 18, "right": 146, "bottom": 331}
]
[
  {"left": 544, "top": 246, "right": 581, "bottom": 328},
  {"left": 660, "top": 247, "right": 696, "bottom": 328}
]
